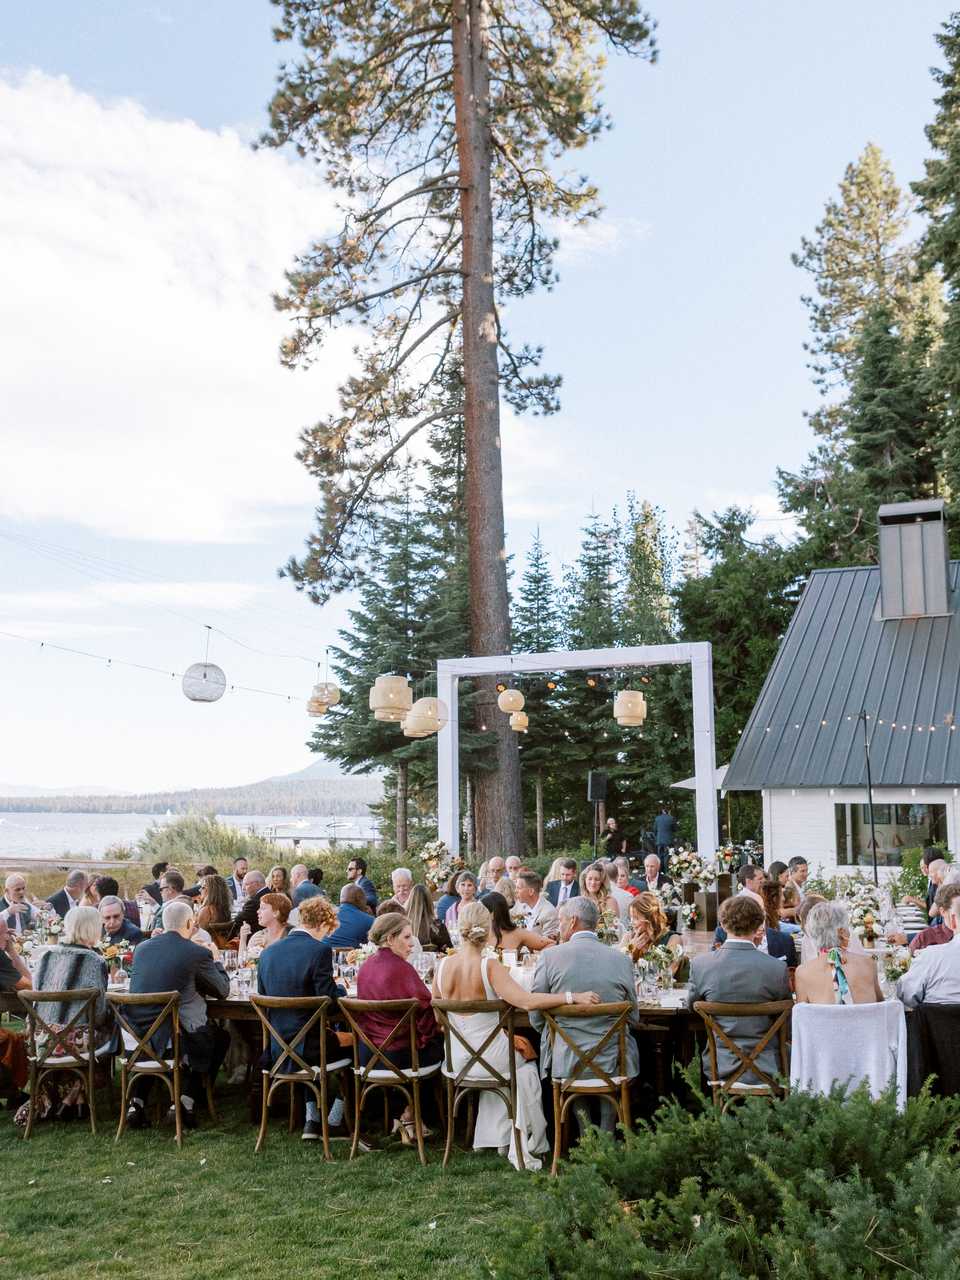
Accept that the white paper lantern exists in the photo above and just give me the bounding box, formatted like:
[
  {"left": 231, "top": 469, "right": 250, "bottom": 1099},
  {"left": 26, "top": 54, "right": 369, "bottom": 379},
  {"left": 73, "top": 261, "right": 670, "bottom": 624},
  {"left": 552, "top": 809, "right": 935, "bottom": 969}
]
[
  {"left": 614, "top": 689, "right": 647, "bottom": 726},
  {"left": 182, "top": 662, "right": 226, "bottom": 703},
  {"left": 369, "top": 674, "right": 412, "bottom": 722},
  {"left": 307, "top": 681, "right": 340, "bottom": 716},
  {"left": 497, "top": 688, "right": 525, "bottom": 714},
  {"left": 509, "top": 710, "right": 529, "bottom": 732},
  {"left": 403, "top": 697, "right": 448, "bottom": 738}
]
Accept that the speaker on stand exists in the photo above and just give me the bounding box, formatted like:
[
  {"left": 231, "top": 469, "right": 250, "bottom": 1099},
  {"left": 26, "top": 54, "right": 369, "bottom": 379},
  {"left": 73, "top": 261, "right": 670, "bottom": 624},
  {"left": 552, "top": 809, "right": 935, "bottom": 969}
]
[{"left": 587, "top": 771, "right": 608, "bottom": 858}]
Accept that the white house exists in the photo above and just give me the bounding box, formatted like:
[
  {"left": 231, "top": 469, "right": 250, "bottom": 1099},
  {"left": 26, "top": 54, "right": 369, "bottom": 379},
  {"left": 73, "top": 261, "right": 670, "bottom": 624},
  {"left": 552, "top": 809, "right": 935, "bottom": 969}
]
[{"left": 724, "top": 499, "right": 960, "bottom": 875}]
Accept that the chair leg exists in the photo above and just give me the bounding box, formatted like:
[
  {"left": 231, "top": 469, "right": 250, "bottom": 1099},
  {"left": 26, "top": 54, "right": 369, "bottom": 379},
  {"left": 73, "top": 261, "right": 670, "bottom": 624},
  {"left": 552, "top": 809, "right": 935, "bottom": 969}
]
[
  {"left": 412, "top": 1083, "right": 427, "bottom": 1166},
  {"left": 254, "top": 1074, "right": 270, "bottom": 1154},
  {"left": 205, "top": 1077, "right": 217, "bottom": 1122},
  {"left": 22, "top": 1068, "right": 37, "bottom": 1141},
  {"left": 320, "top": 1075, "right": 332, "bottom": 1161},
  {"left": 621, "top": 1082, "right": 631, "bottom": 1133},
  {"left": 173, "top": 1066, "right": 183, "bottom": 1149},
  {"left": 349, "top": 1078, "right": 364, "bottom": 1160},
  {"left": 550, "top": 1082, "right": 562, "bottom": 1177},
  {"left": 442, "top": 1080, "right": 455, "bottom": 1169},
  {"left": 115, "top": 1067, "right": 128, "bottom": 1143},
  {"left": 88, "top": 1065, "right": 97, "bottom": 1135},
  {"left": 382, "top": 1090, "right": 390, "bottom": 1135},
  {"left": 288, "top": 1082, "right": 296, "bottom": 1134}
]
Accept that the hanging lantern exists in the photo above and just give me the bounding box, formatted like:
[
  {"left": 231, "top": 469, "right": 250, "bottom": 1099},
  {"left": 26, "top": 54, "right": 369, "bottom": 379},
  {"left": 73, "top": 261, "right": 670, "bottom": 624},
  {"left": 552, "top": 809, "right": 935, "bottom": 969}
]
[
  {"left": 403, "top": 697, "right": 448, "bottom": 738},
  {"left": 369, "top": 674, "right": 412, "bottom": 722},
  {"left": 182, "top": 662, "right": 226, "bottom": 703},
  {"left": 307, "top": 681, "right": 340, "bottom": 717},
  {"left": 497, "top": 687, "right": 525, "bottom": 714},
  {"left": 509, "top": 710, "right": 529, "bottom": 732},
  {"left": 614, "top": 689, "right": 647, "bottom": 727}
]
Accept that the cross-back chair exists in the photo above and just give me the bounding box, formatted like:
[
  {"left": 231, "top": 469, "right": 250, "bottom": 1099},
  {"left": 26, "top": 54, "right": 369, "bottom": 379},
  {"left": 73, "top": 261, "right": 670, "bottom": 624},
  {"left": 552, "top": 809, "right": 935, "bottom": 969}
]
[
  {"left": 693, "top": 999, "right": 793, "bottom": 1112},
  {"left": 108, "top": 990, "right": 191, "bottom": 1147},
  {"left": 19, "top": 987, "right": 103, "bottom": 1139}
]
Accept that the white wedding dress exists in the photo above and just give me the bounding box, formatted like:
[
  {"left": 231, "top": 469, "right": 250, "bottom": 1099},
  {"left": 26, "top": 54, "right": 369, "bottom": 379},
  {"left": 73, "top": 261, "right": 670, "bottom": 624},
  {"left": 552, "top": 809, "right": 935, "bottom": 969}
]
[{"left": 436, "top": 956, "right": 549, "bottom": 1171}]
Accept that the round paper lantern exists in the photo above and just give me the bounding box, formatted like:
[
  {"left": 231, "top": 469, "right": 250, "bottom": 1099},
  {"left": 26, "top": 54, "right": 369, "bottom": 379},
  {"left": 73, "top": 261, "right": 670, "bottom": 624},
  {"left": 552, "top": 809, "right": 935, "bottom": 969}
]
[
  {"left": 614, "top": 689, "right": 647, "bottom": 726},
  {"left": 497, "top": 688, "right": 525, "bottom": 714},
  {"left": 369, "top": 674, "right": 412, "bottom": 722},
  {"left": 509, "top": 710, "right": 529, "bottom": 732},
  {"left": 307, "top": 680, "right": 340, "bottom": 717},
  {"left": 403, "top": 697, "right": 448, "bottom": 738},
  {"left": 182, "top": 662, "right": 226, "bottom": 703}
]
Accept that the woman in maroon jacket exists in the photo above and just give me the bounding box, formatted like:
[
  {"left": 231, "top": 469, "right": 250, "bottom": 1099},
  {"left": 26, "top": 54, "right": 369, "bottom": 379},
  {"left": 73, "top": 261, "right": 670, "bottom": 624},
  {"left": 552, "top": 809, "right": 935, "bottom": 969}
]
[{"left": 356, "top": 911, "right": 442, "bottom": 1143}]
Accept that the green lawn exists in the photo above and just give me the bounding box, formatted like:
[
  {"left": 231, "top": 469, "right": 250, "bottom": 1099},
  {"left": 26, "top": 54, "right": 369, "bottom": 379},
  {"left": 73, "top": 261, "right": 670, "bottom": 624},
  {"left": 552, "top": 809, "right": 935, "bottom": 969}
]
[{"left": 0, "top": 1087, "right": 546, "bottom": 1280}]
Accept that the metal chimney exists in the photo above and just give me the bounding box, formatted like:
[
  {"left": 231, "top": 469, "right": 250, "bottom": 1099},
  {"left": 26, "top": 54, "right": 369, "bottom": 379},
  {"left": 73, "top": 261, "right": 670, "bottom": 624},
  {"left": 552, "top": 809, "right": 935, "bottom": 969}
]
[{"left": 877, "top": 498, "right": 951, "bottom": 619}]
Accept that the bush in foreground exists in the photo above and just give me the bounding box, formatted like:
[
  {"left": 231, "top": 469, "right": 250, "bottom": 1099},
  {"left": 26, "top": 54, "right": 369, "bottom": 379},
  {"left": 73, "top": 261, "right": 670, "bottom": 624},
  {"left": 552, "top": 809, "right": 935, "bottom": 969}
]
[{"left": 488, "top": 1082, "right": 960, "bottom": 1280}]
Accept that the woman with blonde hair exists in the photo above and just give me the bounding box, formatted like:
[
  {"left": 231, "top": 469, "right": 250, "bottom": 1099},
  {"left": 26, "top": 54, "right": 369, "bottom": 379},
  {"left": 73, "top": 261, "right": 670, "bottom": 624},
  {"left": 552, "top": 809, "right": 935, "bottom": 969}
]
[
  {"left": 493, "top": 875, "right": 516, "bottom": 908},
  {"left": 432, "top": 900, "right": 598, "bottom": 1170},
  {"left": 579, "top": 861, "right": 623, "bottom": 935}
]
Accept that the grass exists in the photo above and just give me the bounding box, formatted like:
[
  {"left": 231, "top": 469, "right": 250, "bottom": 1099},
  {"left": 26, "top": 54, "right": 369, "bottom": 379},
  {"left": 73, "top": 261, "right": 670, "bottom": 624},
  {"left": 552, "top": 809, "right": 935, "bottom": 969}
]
[{"left": 0, "top": 1085, "right": 544, "bottom": 1280}]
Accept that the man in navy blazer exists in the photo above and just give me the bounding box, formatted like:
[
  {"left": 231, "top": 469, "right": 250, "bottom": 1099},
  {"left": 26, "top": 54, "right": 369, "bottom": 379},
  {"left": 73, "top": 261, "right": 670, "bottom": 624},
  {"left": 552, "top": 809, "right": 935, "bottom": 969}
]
[
  {"left": 545, "top": 859, "right": 581, "bottom": 909},
  {"left": 46, "top": 869, "right": 88, "bottom": 919},
  {"left": 713, "top": 921, "right": 798, "bottom": 966},
  {"left": 226, "top": 856, "right": 249, "bottom": 904},
  {"left": 345, "top": 856, "right": 378, "bottom": 910},
  {"left": 257, "top": 895, "right": 347, "bottom": 1140},
  {"left": 325, "top": 886, "right": 374, "bottom": 949},
  {"left": 126, "top": 901, "right": 230, "bottom": 1128}
]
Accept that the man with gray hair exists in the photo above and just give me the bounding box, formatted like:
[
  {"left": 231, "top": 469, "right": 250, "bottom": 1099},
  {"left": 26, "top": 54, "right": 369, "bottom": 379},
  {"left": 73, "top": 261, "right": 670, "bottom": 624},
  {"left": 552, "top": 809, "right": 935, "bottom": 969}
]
[
  {"left": 126, "top": 899, "right": 230, "bottom": 1130},
  {"left": 391, "top": 867, "right": 414, "bottom": 908},
  {"left": 1, "top": 874, "right": 36, "bottom": 934},
  {"left": 227, "top": 869, "right": 268, "bottom": 940},
  {"left": 530, "top": 895, "right": 639, "bottom": 1133},
  {"left": 46, "top": 868, "right": 88, "bottom": 919},
  {"left": 99, "top": 895, "right": 146, "bottom": 946}
]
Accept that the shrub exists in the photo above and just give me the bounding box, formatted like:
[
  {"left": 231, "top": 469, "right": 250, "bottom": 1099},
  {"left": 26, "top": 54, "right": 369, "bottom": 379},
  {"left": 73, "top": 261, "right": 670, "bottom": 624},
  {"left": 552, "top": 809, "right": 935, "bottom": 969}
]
[
  {"left": 136, "top": 815, "right": 277, "bottom": 867},
  {"left": 487, "top": 1083, "right": 960, "bottom": 1280}
]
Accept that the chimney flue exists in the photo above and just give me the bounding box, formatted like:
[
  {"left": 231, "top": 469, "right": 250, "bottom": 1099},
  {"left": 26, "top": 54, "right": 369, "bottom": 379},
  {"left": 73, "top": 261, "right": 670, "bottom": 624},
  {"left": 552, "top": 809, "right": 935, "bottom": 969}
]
[{"left": 877, "top": 499, "right": 950, "bottom": 619}]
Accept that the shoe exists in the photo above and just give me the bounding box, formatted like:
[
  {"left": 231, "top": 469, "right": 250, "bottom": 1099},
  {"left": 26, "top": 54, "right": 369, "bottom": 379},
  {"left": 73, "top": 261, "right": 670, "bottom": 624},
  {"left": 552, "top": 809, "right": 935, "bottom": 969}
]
[
  {"left": 168, "top": 1101, "right": 198, "bottom": 1130},
  {"left": 126, "top": 1101, "right": 149, "bottom": 1131},
  {"left": 302, "top": 1120, "right": 321, "bottom": 1141}
]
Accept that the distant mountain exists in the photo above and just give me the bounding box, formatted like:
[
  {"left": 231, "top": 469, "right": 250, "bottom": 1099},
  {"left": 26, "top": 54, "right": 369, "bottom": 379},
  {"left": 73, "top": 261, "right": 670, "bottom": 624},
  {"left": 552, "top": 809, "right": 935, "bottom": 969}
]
[
  {"left": 0, "top": 783, "right": 129, "bottom": 798},
  {"left": 0, "top": 760, "right": 383, "bottom": 817}
]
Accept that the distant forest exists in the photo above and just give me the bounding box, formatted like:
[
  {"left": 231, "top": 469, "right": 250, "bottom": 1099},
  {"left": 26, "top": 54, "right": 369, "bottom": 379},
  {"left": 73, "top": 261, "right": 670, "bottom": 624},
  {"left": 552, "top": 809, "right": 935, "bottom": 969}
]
[{"left": 0, "top": 776, "right": 382, "bottom": 817}]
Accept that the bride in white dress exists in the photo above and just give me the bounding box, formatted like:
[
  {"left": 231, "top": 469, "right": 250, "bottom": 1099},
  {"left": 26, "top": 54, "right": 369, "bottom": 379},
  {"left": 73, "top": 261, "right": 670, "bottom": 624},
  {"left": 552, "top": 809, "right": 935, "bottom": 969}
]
[{"left": 432, "top": 900, "right": 599, "bottom": 1171}]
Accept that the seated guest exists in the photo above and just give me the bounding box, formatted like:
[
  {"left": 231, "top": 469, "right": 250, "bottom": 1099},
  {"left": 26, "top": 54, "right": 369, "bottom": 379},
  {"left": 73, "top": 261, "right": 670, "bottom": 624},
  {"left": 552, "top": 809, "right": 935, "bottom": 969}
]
[
  {"left": 624, "top": 893, "right": 685, "bottom": 977},
  {"left": 761, "top": 879, "right": 801, "bottom": 937},
  {"left": 21, "top": 906, "right": 114, "bottom": 1125},
  {"left": 635, "top": 854, "right": 672, "bottom": 895},
  {"left": 513, "top": 871, "right": 559, "bottom": 940},
  {"left": 226, "top": 857, "right": 248, "bottom": 904},
  {"left": 289, "top": 864, "right": 321, "bottom": 907},
  {"left": 909, "top": 883, "right": 958, "bottom": 954},
  {"left": 405, "top": 883, "right": 452, "bottom": 952},
  {"left": 227, "top": 870, "right": 268, "bottom": 941},
  {"left": 326, "top": 885, "right": 375, "bottom": 950},
  {"left": 688, "top": 896, "right": 791, "bottom": 1086},
  {"left": 899, "top": 885, "right": 960, "bottom": 1007},
  {"left": 92, "top": 875, "right": 140, "bottom": 925},
  {"left": 545, "top": 858, "right": 580, "bottom": 908},
  {"left": 737, "top": 863, "right": 765, "bottom": 904},
  {"left": 602, "top": 860, "right": 635, "bottom": 925},
  {"left": 126, "top": 901, "right": 230, "bottom": 1130},
  {"left": 614, "top": 857, "right": 640, "bottom": 896},
  {"left": 390, "top": 867, "right": 415, "bottom": 909},
  {"left": 243, "top": 892, "right": 293, "bottom": 956},
  {"left": 505, "top": 855, "right": 523, "bottom": 882},
  {"left": 147, "top": 870, "right": 186, "bottom": 932},
  {"left": 346, "top": 856, "right": 378, "bottom": 910},
  {"left": 794, "top": 902, "right": 883, "bottom": 1004},
  {"left": 530, "top": 897, "right": 639, "bottom": 1134},
  {"left": 257, "top": 894, "right": 347, "bottom": 1140},
  {"left": 1, "top": 874, "right": 36, "bottom": 934},
  {"left": 99, "top": 895, "right": 146, "bottom": 947},
  {"left": 355, "top": 911, "right": 443, "bottom": 1142},
  {"left": 796, "top": 895, "right": 868, "bottom": 964},
  {"left": 485, "top": 891, "right": 554, "bottom": 954},
  {"left": 493, "top": 875, "right": 517, "bottom": 908},
  {"left": 0, "top": 917, "right": 32, "bottom": 991},
  {"left": 444, "top": 872, "right": 479, "bottom": 930},
  {"left": 141, "top": 861, "right": 169, "bottom": 907},
  {"left": 434, "top": 872, "right": 461, "bottom": 924},
  {"left": 184, "top": 865, "right": 217, "bottom": 900},
  {"left": 195, "top": 874, "right": 233, "bottom": 942},
  {"left": 578, "top": 862, "right": 624, "bottom": 937},
  {"left": 713, "top": 915, "right": 798, "bottom": 966},
  {"left": 46, "top": 869, "right": 88, "bottom": 919},
  {"left": 432, "top": 900, "right": 598, "bottom": 1169},
  {"left": 267, "top": 865, "right": 290, "bottom": 895},
  {"left": 477, "top": 857, "right": 506, "bottom": 895}
]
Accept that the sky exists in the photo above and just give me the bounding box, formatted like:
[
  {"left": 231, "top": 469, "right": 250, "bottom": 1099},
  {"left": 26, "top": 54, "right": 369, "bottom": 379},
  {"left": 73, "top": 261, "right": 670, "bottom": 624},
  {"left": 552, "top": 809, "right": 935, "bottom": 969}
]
[{"left": 0, "top": 1, "right": 951, "bottom": 792}]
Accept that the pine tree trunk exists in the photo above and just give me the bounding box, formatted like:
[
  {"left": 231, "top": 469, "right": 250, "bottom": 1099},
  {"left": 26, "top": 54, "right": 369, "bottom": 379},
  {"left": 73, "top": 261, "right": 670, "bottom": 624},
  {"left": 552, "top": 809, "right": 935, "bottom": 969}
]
[
  {"left": 535, "top": 770, "right": 545, "bottom": 860},
  {"left": 451, "top": 0, "right": 524, "bottom": 859},
  {"left": 395, "top": 762, "right": 408, "bottom": 857}
]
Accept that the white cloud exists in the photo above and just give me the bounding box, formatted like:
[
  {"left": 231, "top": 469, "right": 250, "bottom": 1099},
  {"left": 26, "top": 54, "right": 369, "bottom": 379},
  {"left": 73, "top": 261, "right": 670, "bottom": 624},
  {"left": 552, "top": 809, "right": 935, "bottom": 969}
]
[
  {"left": 0, "top": 71, "right": 351, "bottom": 543},
  {"left": 702, "top": 488, "right": 799, "bottom": 543},
  {"left": 553, "top": 215, "right": 650, "bottom": 265}
]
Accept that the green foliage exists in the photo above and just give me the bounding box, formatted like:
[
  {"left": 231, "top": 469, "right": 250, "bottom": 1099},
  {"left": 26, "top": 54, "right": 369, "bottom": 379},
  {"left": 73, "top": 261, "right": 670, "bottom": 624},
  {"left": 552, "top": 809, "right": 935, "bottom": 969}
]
[
  {"left": 488, "top": 1085, "right": 960, "bottom": 1280},
  {"left": 136, "top": 815, "right": 277, "bottom": 867}
]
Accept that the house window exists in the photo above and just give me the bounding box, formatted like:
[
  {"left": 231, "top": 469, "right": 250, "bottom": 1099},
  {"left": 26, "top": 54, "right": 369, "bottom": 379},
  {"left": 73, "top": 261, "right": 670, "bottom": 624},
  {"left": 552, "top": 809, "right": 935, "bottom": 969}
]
[{"left": 835, "top": 803, "right": 947, "bottom": 866}]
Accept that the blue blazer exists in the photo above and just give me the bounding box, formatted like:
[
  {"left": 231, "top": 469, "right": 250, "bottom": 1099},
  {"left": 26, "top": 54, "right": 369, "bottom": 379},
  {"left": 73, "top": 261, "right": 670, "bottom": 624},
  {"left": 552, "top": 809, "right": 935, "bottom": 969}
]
[
  {"left": 545, "top": 881, "right": 581, "bottom": 908},
  {"left": 257, "top": 929, "right": 343, "bottom": 1063},
  {"left": 357, "top": 875, "right": 378, "bottom": 910},
  {"left": 325, "top": 903, "right": 374, "bottom": 950},
  {"left": 128, "top": 930, "right": 229, "bottom": 1047},
  {"left": 106, "top": 918, "right": 146, "bottom": 947},
  {"left": 713, "top": 925, "right": 797, "bottom": 967}
]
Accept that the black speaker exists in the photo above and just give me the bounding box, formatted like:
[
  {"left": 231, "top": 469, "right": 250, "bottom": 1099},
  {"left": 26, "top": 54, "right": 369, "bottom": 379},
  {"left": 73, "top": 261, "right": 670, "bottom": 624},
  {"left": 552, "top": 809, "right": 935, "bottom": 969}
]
[{"left": 587, "top": 770, "right": 607, "bottom": 803}]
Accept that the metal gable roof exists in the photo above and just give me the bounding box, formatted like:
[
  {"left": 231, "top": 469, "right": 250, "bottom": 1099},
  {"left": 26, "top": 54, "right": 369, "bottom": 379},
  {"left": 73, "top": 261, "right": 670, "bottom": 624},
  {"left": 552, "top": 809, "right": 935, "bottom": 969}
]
[{"left": 723, "top": 561, "right": 960, "bottom": 790}]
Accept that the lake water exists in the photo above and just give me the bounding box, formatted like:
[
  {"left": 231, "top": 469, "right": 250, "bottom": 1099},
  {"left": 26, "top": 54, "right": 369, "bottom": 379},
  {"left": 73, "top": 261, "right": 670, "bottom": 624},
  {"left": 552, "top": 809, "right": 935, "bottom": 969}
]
[{"left": 0, "top": 812, "right": 381, "bottom": 859}]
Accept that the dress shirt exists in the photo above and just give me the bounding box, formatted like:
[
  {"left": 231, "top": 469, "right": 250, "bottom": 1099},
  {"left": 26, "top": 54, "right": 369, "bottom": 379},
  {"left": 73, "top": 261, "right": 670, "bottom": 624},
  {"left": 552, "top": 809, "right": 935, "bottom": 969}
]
[
  {"left": 556, "top": 882, "right": 574, "bottom": 906},
  {"left": 898, "top": 936, "right": 960, "bottom": 1008}
]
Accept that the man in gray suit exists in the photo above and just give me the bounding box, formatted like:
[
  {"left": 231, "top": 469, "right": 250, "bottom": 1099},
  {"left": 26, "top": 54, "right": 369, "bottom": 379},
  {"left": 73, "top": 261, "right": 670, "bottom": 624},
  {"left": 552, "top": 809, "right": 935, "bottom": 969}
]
[
  {"left": 530, "top": 896, "right": 639, "bottom": 1132},
  {"left": 687, "top": 894, "right": 791, "bottom": 1087}
]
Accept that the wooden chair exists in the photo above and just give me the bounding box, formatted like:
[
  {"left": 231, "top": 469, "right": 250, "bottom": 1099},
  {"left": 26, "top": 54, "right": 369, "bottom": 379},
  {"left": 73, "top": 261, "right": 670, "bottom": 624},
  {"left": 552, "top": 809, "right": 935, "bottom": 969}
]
[
  {"left": 108, "top": 991, "right": 187, "bottom": 1147},
  {"left": 338, "top": 997, "right": 442, "bottom": 1165},
  {"left": 693, "top": 999, "right": 793, "bottom": 1112},
  {"left": 541, "top": 1001, "right": 634, "bottom": 1175},
  {"left": 249, "top": 994, "right": 352, "bottom": 1158},
  {"left": 204, "top": 921, "right": 234, "bottom": 948},
  {"left": 432, "top": 999, "right": 523, "bottom": 1169},
  {"left": 18, "top": 988, "right": 103, "bottom": 1139}
]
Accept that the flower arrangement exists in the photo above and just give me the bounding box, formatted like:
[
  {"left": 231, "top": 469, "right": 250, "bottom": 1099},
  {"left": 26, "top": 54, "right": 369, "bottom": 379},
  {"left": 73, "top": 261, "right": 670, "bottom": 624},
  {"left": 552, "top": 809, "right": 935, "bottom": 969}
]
[
  {"left": 596, "top": 909, "right": 622, "bottom": 946},
  {"left": 12, "top": 933, "right": 37, "bottom": 958},
  {"left": 345, "top": 942, "right": 377, "bottom": 967},
  {"left": 716, "top": 847, "right": 736, "bottom": 872},
  {"left": 669, "top": 848, "right": 704, "bottom": 883},
  {"left": 645, "top": 943, "right": 678, "bottom": 975},
  {"left": 678, "top": 902, "right": 699, "bottom": 930},
  {"left": 46, "top": 917, "right": 62, "bottom": 937},
  {"left": 509, "top": 904, "right": 527, "bottom": 928},
  {"left": 842, "top": 880, "right": 883, "bottom": 941},
  {"left": 883, "top": 947, "right": 911, "bottom": 983},
  {"left": 417, "top": 839, "right": 464, "bottom": 890}
]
